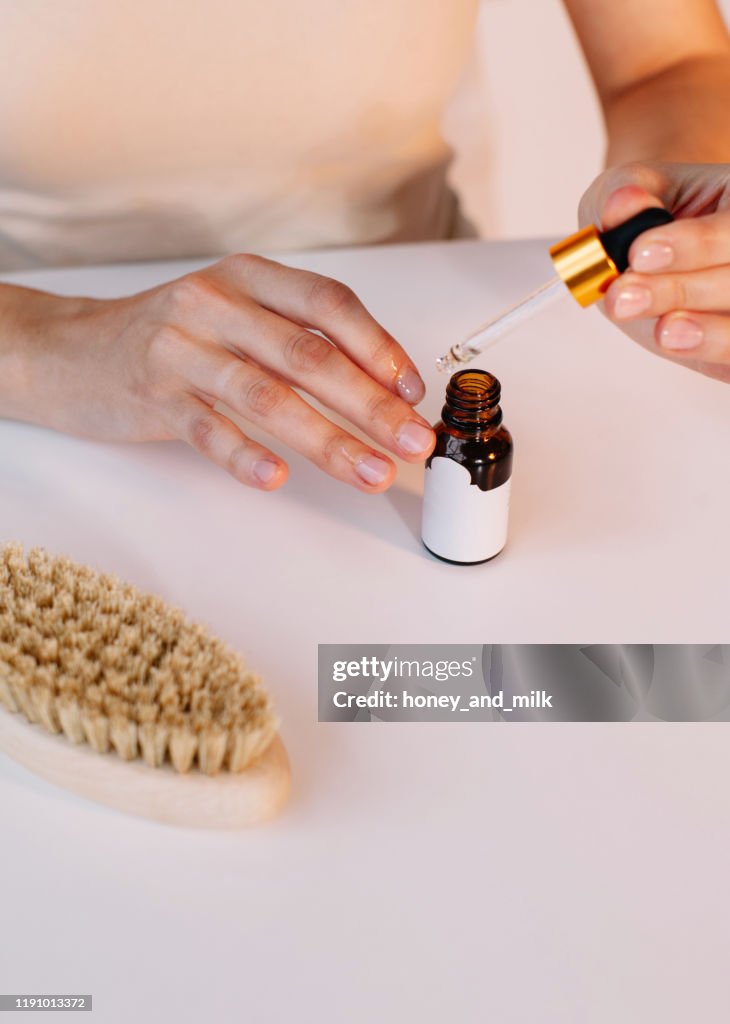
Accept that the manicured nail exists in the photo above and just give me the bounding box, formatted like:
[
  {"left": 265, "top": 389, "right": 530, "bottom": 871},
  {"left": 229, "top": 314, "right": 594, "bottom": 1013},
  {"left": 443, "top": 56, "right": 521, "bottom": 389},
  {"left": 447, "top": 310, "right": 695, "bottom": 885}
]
[
  {"left": 613, "top": 285, "right": 652, "bottom": 320},
  {"left": 659, "top": 317, "right": 704, "bottom": 351},
  {"left": 355, "top": 455, "right": 391, "bottom": 485},
  {"left": 397, "top": 421, "right": 434, "bottom": 455},
  {"left": 253, "top": 459, "right": 280, "bottom": 484},
  {"left": 396, "top": 367, "right": 425, "bottom": 403},
  {"left": 632, "top": 241, "right": 674, "bottom": 272}
]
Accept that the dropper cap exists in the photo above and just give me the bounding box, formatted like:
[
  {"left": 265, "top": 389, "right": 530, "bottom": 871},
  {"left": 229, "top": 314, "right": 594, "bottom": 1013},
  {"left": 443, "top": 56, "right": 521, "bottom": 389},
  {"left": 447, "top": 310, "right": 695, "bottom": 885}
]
[{"left": 549, "top": 207, "right": 674, "bottom": 308}]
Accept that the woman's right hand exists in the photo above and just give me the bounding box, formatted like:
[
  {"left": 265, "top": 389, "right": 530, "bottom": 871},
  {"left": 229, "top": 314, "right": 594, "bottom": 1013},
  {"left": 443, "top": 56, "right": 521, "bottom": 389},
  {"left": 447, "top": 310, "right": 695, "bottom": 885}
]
[
  {"left": 1, "top": 254, "right": 436, "bottom": 492},
  {"left": 579, "top": 161, "right": 730, "bottom": 384}
]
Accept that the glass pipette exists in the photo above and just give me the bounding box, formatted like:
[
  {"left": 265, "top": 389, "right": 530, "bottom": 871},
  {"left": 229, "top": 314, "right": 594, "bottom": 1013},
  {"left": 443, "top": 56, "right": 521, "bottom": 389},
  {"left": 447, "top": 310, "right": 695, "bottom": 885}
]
[
  {"left": 436, "top": 277, "right": 565, "bottom": 372},
  {"left": 436, "top": 207, "right": 675, "bottom": 372}
]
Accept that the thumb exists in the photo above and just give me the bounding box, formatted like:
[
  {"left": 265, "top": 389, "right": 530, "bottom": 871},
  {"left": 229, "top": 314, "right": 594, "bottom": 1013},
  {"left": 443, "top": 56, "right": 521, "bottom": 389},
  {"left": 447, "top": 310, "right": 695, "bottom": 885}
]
[
  {"left": 578, "top": 162, "right": 673, "bottom": 230},
  {"left": 598, "top": 184, "right": 666, "bottom": 229}
]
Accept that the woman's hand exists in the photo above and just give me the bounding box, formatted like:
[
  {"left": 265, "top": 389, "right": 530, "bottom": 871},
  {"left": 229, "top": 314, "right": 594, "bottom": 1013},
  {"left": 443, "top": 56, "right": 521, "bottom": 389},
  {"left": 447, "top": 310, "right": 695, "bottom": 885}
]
[
  {"left": 579, "top": 162, "right": 730, "bottom": 384},
  {"left": 1, "top": 255, "right": 436, "bottom": 491}
]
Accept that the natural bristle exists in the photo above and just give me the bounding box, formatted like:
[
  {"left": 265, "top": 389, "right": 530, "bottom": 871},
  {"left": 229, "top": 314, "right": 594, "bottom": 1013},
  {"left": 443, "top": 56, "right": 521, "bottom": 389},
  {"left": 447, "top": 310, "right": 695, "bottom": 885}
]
[{"left": 0, "top": 544, "right": 277, "bottom": 774}]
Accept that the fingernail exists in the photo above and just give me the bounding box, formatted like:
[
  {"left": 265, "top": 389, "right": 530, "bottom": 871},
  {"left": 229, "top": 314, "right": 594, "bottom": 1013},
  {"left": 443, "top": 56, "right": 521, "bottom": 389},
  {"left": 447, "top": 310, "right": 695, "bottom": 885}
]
[
  {"left": 632, "top": 241, "right": 674, "bottom": 272},
  {"left": 253, "top": 459, "right": 280, "bottom": 484},
  {"left": 659, "top": 317, "right": 704, "bottom": 351},
  {"left": 613, "top": 285, "right": 652, "bottom": 320},
  {"left": 355, "top": 454, "right": 391, "bottom": 485},
  {"left": 397, "top": 421, "right": 434, "bottom": 455},
  {"left": 396, "top": 367, "right": 425, "bottom": 403}
]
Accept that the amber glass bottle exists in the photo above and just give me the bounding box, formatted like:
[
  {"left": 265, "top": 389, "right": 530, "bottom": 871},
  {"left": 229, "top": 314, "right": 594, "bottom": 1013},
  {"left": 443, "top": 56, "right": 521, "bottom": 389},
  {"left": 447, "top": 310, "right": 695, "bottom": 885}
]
[{"left": 421, "top": 369, "right": 513, "bottom": 565}]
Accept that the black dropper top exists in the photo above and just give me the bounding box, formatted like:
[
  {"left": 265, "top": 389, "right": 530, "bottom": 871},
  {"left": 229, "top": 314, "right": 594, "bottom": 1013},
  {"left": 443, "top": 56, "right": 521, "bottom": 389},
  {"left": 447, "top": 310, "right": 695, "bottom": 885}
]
[{"left": 599, "top": 207, "right": 674, "bottom": 272}]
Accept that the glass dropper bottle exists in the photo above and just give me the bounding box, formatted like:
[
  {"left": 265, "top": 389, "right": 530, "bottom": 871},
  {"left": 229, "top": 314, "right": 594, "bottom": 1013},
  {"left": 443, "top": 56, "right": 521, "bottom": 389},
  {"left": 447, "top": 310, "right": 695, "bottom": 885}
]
[{"left": 421, "top": 369, "right": 513, "bottom": 565}]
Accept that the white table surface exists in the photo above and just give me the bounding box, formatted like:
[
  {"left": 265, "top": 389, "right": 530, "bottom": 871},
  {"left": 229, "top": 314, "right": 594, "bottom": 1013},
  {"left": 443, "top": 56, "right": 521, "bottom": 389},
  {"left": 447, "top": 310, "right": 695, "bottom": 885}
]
[{"left": 1, "top": 239, "right": 729, "bottom": 1023}]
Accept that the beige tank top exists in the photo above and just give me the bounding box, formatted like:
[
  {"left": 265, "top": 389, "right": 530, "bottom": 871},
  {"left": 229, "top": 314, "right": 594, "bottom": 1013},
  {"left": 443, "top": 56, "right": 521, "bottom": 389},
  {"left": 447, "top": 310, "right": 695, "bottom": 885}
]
[{"left": 0, "top": 1, "right": 479, "bottom": 269}]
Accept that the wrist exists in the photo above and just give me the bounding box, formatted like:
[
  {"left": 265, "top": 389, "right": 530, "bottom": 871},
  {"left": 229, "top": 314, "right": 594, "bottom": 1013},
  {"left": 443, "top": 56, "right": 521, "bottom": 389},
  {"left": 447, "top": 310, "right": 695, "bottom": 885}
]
[{"left": 0, "top": 284, "right": 99, "bottom": 424}]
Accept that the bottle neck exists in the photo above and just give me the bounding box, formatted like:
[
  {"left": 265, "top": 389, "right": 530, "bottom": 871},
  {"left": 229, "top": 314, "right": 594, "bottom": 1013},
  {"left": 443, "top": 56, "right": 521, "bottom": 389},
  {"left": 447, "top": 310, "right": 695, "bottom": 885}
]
[{"left": 441, "top": 370, "right": 503, "bottom": 437}]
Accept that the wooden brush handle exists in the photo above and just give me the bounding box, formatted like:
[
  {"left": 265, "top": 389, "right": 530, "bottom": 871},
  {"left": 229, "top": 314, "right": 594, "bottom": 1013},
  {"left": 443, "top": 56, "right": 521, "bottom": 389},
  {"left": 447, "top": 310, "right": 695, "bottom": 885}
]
[{"left": 0, "top": 709, "right": 291, "bottom": 828}]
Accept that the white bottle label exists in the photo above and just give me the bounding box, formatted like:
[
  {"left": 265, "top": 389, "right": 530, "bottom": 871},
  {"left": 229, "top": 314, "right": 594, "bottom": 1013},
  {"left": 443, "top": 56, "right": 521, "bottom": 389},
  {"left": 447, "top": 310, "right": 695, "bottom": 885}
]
[{"left": 421, "top": 456, "right": 511, "bottom": 563}]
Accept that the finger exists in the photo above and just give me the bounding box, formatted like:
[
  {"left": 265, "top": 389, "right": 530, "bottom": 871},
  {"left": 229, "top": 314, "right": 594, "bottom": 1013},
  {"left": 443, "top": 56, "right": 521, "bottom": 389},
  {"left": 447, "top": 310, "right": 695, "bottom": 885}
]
[
  {"left": 195, "top": 299, "right": 435, "bottom": 462},
  {"left": 172, "top": 396, "right": 288, "bottom": 490},
  {"left": 186, "top": 344, "right": 400, "bottom": 492},
  {"left": 629, "top": 209, "right": 730, "bottom": 274},
  {"left": 579, "top": 163, "right": 672, "bottom": 228},
  {"left": 208, "top": 254, "right": 426, "bottom": 403},
  {"left": 599, "top": 184, "right": 667, "bottom": 232},
  {"left": 655, "top": 310, "right": 730, "bottom": 366},
  {"left": 604, "top": 266, "right": 730, "bottom": 321}
]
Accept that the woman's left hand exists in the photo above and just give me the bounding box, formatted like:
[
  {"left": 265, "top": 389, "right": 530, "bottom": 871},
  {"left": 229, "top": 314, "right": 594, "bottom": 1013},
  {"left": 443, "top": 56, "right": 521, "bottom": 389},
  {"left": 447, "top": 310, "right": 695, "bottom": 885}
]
[{"left": 579, "top": 161, "right": 730, "bottom": 384}]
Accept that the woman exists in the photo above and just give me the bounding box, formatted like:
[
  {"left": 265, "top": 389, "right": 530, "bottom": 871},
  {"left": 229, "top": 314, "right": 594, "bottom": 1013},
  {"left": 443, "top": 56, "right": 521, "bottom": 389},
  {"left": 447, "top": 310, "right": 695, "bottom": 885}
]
[{"left": 0, "top": 0, "right": 729, "bottom": 493}]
